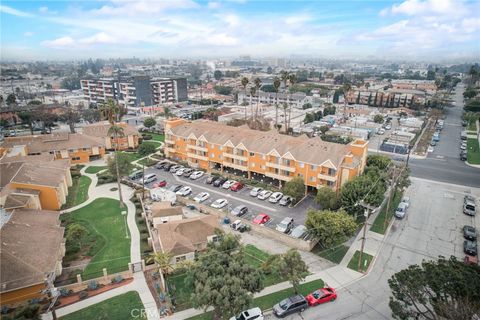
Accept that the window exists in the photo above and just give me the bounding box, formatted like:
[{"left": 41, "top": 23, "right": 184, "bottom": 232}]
[
  {"left": 327, "top": 181, "right": 335, "bottom": 187},
  {"left": 175, "top": 255, "right": 186, "bottom": 263},
  {"left": 219, "top": 146, "right": 223, "bottom": 150},
  {"left": 297, "top": 173, "right": 304, "bottom": 178},
  {"left": 71, "top": 157, "right": 81, "bottom": 161},
  {"left": 261, "top": 165, "right": 266, "bottom": 170},
  {"left": 299, "top": 162, "right": 305, "bottom": 168},
  {"left": 328, "top": 168, "right": 336, "bottom": 176},
  {"left": 251, "top": 163, "right": 255, "bottom": 167},
  {"left": 284, "top": 159, "right": 291, "bottom": 166},
  {"left": 310, "top": 176, "right": 316, "bottom": 182},
  {"left": 210, "top": 153, "right": 215, "bottom": 158},
  {"left": 310, "top": 165, "right": 316, "bottom": 170},
  {"left": 249, "top": 152, "right": 255, "bottom": 156},
  {"left": 262, "top": 155, "right": 266, "bottom": 160}
]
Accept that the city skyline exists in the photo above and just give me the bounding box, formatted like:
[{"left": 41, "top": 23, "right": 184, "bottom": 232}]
[{"left": 1, "top": 0, "right": 479, "bottom": 62}]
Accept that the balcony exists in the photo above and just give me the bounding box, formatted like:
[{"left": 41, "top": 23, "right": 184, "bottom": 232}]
[
  {"left": 317, "top": 173, "right": 337, "bottom": 182},
  {"left": 264, "top": 171, "right": 293, "bottom": 182},
  {"left": 223, "top": 152, "right": 248, "bottom": 162},
  {"left": 164, "top": 139, "right": 175, "bottom": 145},
  {"left": 222, "top": 161, "right": 248, "bottom": 171},
  {"left": 265, "top": 162, "right": 296, "bottom": 172},
  {"left": 188, "top": 152, "right": 208, "bottom": 161},
  {"left": 187, "top": 144, "right": 208, "bottom": 152},
  {"left": 165, "top": 147, "right": 176, "bottom": 153}
]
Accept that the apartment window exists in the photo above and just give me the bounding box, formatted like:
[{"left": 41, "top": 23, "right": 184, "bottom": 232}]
[
  {"left": 327, "top": 181, "right": 335, "bottom": 187},
  {"left": 262, "top": 155, "right": 266, "bottom": 160},
  {"left": 211, "top": 235, "right": 220, "bottom": 243},
  {"left": 71, "top": 157, "right": 81, "bottom": 161},
  {"left": 310, "top": 176, "right": 316, "bottom": 182},
  {"left": 297, "top": 173, "right": 304, "bottom": 178},
  {"left": 251, "top": 163, "right": 255, "bottom": 168},
  {"left": 261, "top": 165, "right": 266, "bottom": 169},
  {"left": 328, "top": 168, "right": 336, "bottom": 176},
  {"left": 249, "top": 152, "right": 255, "bottom": 156},
  {"left": 211, "top": 153, "right": 215, "bottom": 158},
  {"left": 219, "top": 146, "right": 223, "bottom": 150},
  {"left": 299, "top": 162, "right": 305, "bottom": 168},
  {"left": 310, "top": 165, "right": 316, "bottom": 170},
  {"left": 175, "top": 255, "right": 186, "bottom": 263},
  {"left": 284, "top": 159, "right": 291, "bottom": 166}
]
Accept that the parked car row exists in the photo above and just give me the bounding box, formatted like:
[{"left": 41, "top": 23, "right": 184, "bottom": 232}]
[
  {"left": 460, "top": 140, "right": 468, "bottom": 161},
  {"left": 156, "top": 161, "right": 205, "bottom": 180},
  {"left": 462, "top": 195, "right": 477, "bottom": 265},
  {"left": 250, "top": 187, "right": 293, "bottom": 206}
]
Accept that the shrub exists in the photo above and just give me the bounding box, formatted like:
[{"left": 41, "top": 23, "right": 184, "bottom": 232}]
[
  {"left": 78, "top": 291, "right": 88, "bottom": 300},
  {"left": 87, "top": 280, "right": 98, "bottom": 291},
  {"left": 111, "top": 275, "right": 123, "bottom": 284}
]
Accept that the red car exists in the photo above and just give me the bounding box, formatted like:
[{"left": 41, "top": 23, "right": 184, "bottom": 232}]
[
  {"left": 230, "top": 182, "right": 244, "bottom": 192},
  {"left": 306, "top": 287, "right": 337, "bottom": 306},
  {"left": 152, "top": 180, "right": 167, "bottom": 188},
  {"left": 252, "top": 213, "right": 270, "bottom": 225}
]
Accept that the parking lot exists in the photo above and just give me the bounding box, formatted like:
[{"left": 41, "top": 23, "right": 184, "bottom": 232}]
[{"left": 132, "top": 164, "right": 318, "bottom": 233}]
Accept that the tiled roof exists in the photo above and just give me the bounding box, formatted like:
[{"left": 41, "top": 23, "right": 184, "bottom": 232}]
[{"left": 82, "top": 121, "right": 139, "bottom": 137}]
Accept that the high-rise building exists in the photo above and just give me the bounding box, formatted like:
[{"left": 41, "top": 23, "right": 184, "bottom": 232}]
[{"left": 81, "top": 76, "right": 188, "bottom": 107}]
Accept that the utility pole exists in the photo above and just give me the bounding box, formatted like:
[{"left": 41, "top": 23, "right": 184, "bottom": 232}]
[
  {"left": 358, "top": 201, "right": 376, "bottom": 272},
  {"left": 384, "top": 166, "right": 397, "bottom": 232},
  {"left": 44, "top": 272, "right": 58, "bottom": 320}
]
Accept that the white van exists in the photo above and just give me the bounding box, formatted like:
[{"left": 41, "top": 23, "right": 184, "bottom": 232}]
[{"left": 143, "top": 173, "right": 157, "bottom": 184}]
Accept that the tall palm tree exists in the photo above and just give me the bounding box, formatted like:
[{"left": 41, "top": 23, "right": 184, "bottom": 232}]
[
  {"left": 273, "top": 77, "right": 281, "bottom": 129},
  {"left": 253, "top": 77, "right": 262, "bottom": 119},
  {"left": 341, "top": 83, "right": 352, "bottom": 119},
  {"left": 163, "top": 106, "right": 172, "bottom": 119},
  {"left": 148, "top": 252, "right": 174, "bottom": 292},
  {"left": 249, "top": 86, "right": 257, "bottom": 120},
  {"left": 280, "top": 71, "right": 290, "bottom": 132},
  {"left": 241, "top": 77, "right": 249, "bottom": 120},
  {"left": 287, "top": 74, "right": 297, "bottom": 134},
  {"left": 282, "top": 102, "right": 288, "bottom": 132}
]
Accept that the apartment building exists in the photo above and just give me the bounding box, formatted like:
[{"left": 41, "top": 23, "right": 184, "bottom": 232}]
[
  {"left": 164, "top": 119, "right": 368, "bottom": 191},
  {"left": 82, "top": 121, "right": 140, "bottom": 150},
  {"left": 81, "top": 76, "right": 188, "bottom": 107},
  {"left": 346, "top": 90, "right": 427, "bottom": 108},
  {"left": 237, "top": 91, "right": 314, "bottom": 108},
  {"left": 391, "top": 80, "right": 437, "bottom": 94}
]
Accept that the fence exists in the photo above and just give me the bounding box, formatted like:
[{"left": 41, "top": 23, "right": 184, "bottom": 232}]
[{"left": 57, "top": 269, "right": 133, "bottom": 294}]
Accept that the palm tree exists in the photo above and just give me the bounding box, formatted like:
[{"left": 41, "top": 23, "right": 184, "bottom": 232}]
[
  {"left": 148, "top": 252, "right": 174, "bottom": 292},
  {"left": 249, "top": 86, "right": 257, "bottom": 120},
  {"left": 163, "top": 107, "right": 173, "bottom": 119},
  {"left": 341, "top": 83, "right": 352, "bottom": 119},
  {"left": 273, "top": 77, "right": 281, "bottom": 129},
  {"left": 253, "top": 77, "right": 262, "bottom": 119},
  {"left": 241, "top": 77, "right": 249, "bottom": 120},
  {"left": 282, "top": 102, "right": 288, "bottom": 132},
  {"left": 287, "top": 74, "right": 297, "bottom": 133},
  {"left": 280, "top": 71, "right": 290, "bottom": 132}
]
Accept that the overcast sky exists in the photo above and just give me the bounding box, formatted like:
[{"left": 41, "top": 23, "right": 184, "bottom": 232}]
[{"left": 1, "top": 0, "right": 479, "bottom": 61}]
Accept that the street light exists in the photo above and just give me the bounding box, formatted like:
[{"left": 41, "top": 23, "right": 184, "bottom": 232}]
[{"left": 121, "top": 210, "right": 129, "bottom": 239}]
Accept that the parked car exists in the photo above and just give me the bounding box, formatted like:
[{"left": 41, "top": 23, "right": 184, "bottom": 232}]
[
  {"left": 231, "top": 205, "right": 248, "bottom": 217},
  {"left": 460, "top": 144, "right": 467, "bottom": 150},
  {"left": 190, "top": 171, "right": 204, "bottom": 180},
  {"left": 427, "top": 146, "right": 434, "bottom": 153},
  {"left": 464, "top": 195, "right": 476, "bottom": 204},
  {"left": 169, "top": 165, "right": 182, "bottom": 173},
  {"left": 213, "top": 177, "right": 228, "bottom": 187},
  {"left": 279, "top": 195, "right": 293, "bottom": 206},
  {"left": 229, "top": 307, "right": 264, "bottom": 320},
  {"left": 182, "top": 168, "right": 194, "bottom": 177},
  {"left": 175, "top": 168, "right": 187, "bottom": 176},
  {"left": 273, "top": 295, "right": 308, "bottom": 318},
  {"left": 194, "top": 192, "right": 210, "bottom": 203},
  {"left": 231, "top": 219, "right": 247, "bottom": 232},
  {"left": 257, "top": 190, "right": 273, "bottom": 200},
  {"left": 152, "top": 180, "right": 167, "bottom": 188},
  {"left": 250, "top": 187, "right": 264, "bottom": 197},
  {"left": 276, "top": 217, "right": 294, "bottom": 233},
  {"left": 462, "top": 120, "right": 467, "bottom": 127},
  {"left": 384, "top": 124, "right": 392, "bottom": 130},
  {"left": 230, "top": 182, "right": 244, "bottom": 192},
  {"left": 400, "top": 197, "right": 410, "bottom": 208},
  {"left": 143, "top": 173, "right": 157, "bottom": 184},
  {"left": 129, "top": 170, "right": 143, "bottom": 180},
  {"left": 430, "top": 140, "right": 436, "bottom": 146},
  {"left": 463, "top": 225, "right": 477, "bottom": 241},
  {"left": 269, "top": 192, "right": 284, "bottom": 203},
  {"left": 377, "top": 128, "right": 385, "bottom": 135},
  {"left": 164, "top": 163, "right": 175, "bottom": 171},
  {"left": 168, "top": 184, "right": 183, "bottom": 193},
  {"left": 463, "top": 201, "right": 477, "bottom": 216},
  {"left": 305, "top": 287, "right": 337, "bottom": 306},
  {"left": 211, "top": 198, "right": 228, "bottom": 209},
  {"left": 206, "top": 175, "right": 218, "bottom": 184},
  {"left": 460, "top": 153, "right": 467, "bottom": 161},
  {"left": 176, "top": 186, "right": 192, "bottom": 196},
  {"left": 253, "top": 213, "right": 270, "bottom": 225},
  {"left": 464, "top": 240, "right": 477, "bottom": 256},
  {"left": 290, "top": 225, "right": 307, "bottom": 239},
  {"left": 222, "top": 180, "right": 236, "bottom": 189},
  {"left": 155, "top": 160, "right": 169, "bottom": 169},
  {"left": 394, "top": 202, "right": 408, "bottom": 219}
]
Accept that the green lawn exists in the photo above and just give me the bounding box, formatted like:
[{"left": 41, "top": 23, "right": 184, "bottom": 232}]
[
  {"left": 62, "top": 175, "right": 91, "bottom": 209},
  {"left": 62, "top": 198, "right": 130, "bottom": 279},
  {"left": 186, "top": 279, "right": 325, "bottom": 320},
  {"left": 347, "top": 251, "right": 374, "bottom": 273},
  {"left": 121, "top": 151, "right": 143, "bottom": 163},
  {"left": 137, "top": 157, "right": 157, "bottom": 167},
  {"left": 313, "top": 244, "right": 350, "bottom": 264},
  {"left": 144, "top": 132, "right": 165, "bottom": 142},
  {"left": 370, "top": 190, "right": 403, "bottom": 234},
  {"left": 467, "top": 120, "right": 477, "bottom": 132},
  {"left": 467, "top": 138, "right": 480, "bottom": 165},
  {"left": 244, "top": 245, "right": 283, "bottom": 287},
  {"left": 60, "top": 291, "right": 145, "bottom": 320},
  {"left": 166, "top": 272, "right": 192, "bottom": 311},
  {"left": 85, "top": 166, "right": 107, "bottom": 174}
]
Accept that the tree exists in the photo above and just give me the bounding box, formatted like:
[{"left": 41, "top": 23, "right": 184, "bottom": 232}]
[
  {"left": 36, "top": 106, "right": 57, "bottom": 133},
  {"left": 341, "top": 83, "right": 352, "bottom": 117},
  {"left": 273, "top": 77, "right": 281, "bottom": 129},
  {"left": 213, "top": 70, "right": 223, "bottom": 80},
  {"left": 287, "top": 74, "right": 297, "bottom": 132},
  {"left": 315, "top": 187, "right": 339, "bottom": 210},
  {"left": 373, "top": 114, "right": 384, "bottom": 124},
  {"left": 302, "top": 103, "right": 312, "bottom": 110},
  {"left": 107, "top": 152, "right": 133, "bottom": 178},
  {"left": 214, "top": 86, "right": 233, "bottom": 95},
  {"left": 366, "top": 154, "right": 391, "bottom": 171},
  {"left": 340, "top": 172, "right": 387, "bottom": 217},
  {"left": 188, "top": 234, "right": 264, "bottom": 319},
  {"left": 82, "top": 108, "right": 101, "bottom": 123},
  {"left": 304, "top": 113, "right": 315, "bottom": 124},
  {"left": 319, "top": 125, "right": 330, "bottom": 135},
  {"left": 138, "top": 142, "right": 157, "bottom": 156},
  {"left": 282, "top": 177, "right": 305, "bottom": 202},
  {"left": 253, "top": 77, "right": 262, "bottom": 119},
  {"left": 323, "top": 105, "right": 336, "bottom": 116},
  {"left": 426, "top": 69, "right": 436, "bottom": 80},
  {"left": 147, "top": 252, "right": 173, "bottom": 293},
  {"left": 143, "top": 117, "right": 156, "bottom": 129},
  {"left": 163, "top": 107, "right": 173, "bottom": 119},
  {"left": 66, "top": 223, "right": 87, "bottom": 249},
  {"left": 61, "top": 108, "right": 81, "bottom": 133},
  {"left": 6, "top": 93, "right": 16, "bottom": 105},
  {"left": 275, "top": 249, "right": 308, "bottom": 294},
  {"left": 463, "top": 87, "right": 478, "bottom": 100},
  {"left": 241, "top": 77, "right": 249, "bottom": 120},
  {"left": 305, "top": 209, "right": 357, "bottom": 248},
  {"left": 389, "top": 256, "right": 480, "bottom": 320},
  {"left": 18, "top": 111, "right": 34, "bottom": 135}
]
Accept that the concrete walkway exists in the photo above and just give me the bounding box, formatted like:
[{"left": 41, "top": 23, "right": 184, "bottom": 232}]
[{"left": 56, "top": 160, "right": 160, "bottom": 320}]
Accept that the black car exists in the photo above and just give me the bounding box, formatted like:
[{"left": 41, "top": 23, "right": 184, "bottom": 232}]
[
  {"left": 168, "top": 184, "right": 183, "bottom": 193},
  {"left": 164, "top": 163, "right": 175, "bottom": 171},
  {"left": 206, "top": 175, "right": 219, "bottom": 184},
  {"left": 460, "top": 154, "right": 467, "bottom": 161},
  {"left": 463, "top": 225, "right": 477, "bottom": 241},
  {"left": 464, "top": 240, "right": 477, "bottom": 256},
  {"left": 213, "top": 177, "right": 228, "bottom": 187},
  {"left": 273, "top": 295, "right": 308, "bottom": 318}
]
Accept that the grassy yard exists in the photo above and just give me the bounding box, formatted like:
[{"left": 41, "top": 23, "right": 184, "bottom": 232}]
[
  {"left": 467, "top": 138, "right": 480, "bottom": 165},
  {"left": 62, "top": 175, "right": 91, "bottom": 209},
  {"left": 370, "top": 190, "right": 403, "bottom": 234},
  {"left": 62, "top": 198, "right": 130, "bottom": 279},
  {"left": 244, "top": 245, "right": 283, "bottom": 287},
  {"left": 313, "top": 244, "right": 350, "bottom": 264},
  {"left": 60, "top": 291, "right": 145, "bottom": 320},
  {"left": 467, "top": 120, "right": 477, "bottom": 132},
  {"left": 85, "top": 166, "right": 107, "bottom": 174},
  {"left": 347, "top": 251, "right": 374, "bottom": 273},
  {"left": 121, "top": 151, "right": 144, "bottom": 163},
  {"left": 143, "top": 132, "right": 165, "bottom": 142},
  {"left": 186, "top": 279, "right": 325, "bottom": 320},
  {"left": 137, "top": 157, "right": 158, "bottom": 167}
]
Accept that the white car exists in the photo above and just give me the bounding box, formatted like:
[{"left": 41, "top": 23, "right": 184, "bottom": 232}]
[
  {"left": 269, "top": 192, "right": 284, "bottom": 203},
  {"left": 400, "top": 196, "right": 410, "bottom": 208},
  {"left": 257, "top": 190, "right": 272, "bottom": 200},
  {"left": 276, "top": 217, "right": 294, "bottom": 233},
  {"left": 377, "top": 128, "right": 385, "bottom": 135},
  {"left": 250, "top": 187, "right": 263, "bottom": 197},
  {"left": 176, "top": 186, "right": 192, "bottom": 196},
  {"left": 384, "top": 124, "right": 392, "bottom": 130},
  {"left": 427, "top": 146, "right": 434, "bottom": 153},
  {"left": 194, "top": 192, "right": 210, "bottom": 203},
  {"left": 222, "top": 180, "right": 236, "bottom": 189},
  {"left": 211, "top": 198, "right": 228, "bottom": 209},
  {"left": 229, "top": 307, "right": 264, "bottom": 320},
  {"left": 460, "top": 144, "right": 467, "bottom": 150},
  {"left": 189, "top": 171, "right": 204, "bottom": 180},
  {"left": 175, "top": 168, "right": 187, "bottom": 176}
]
